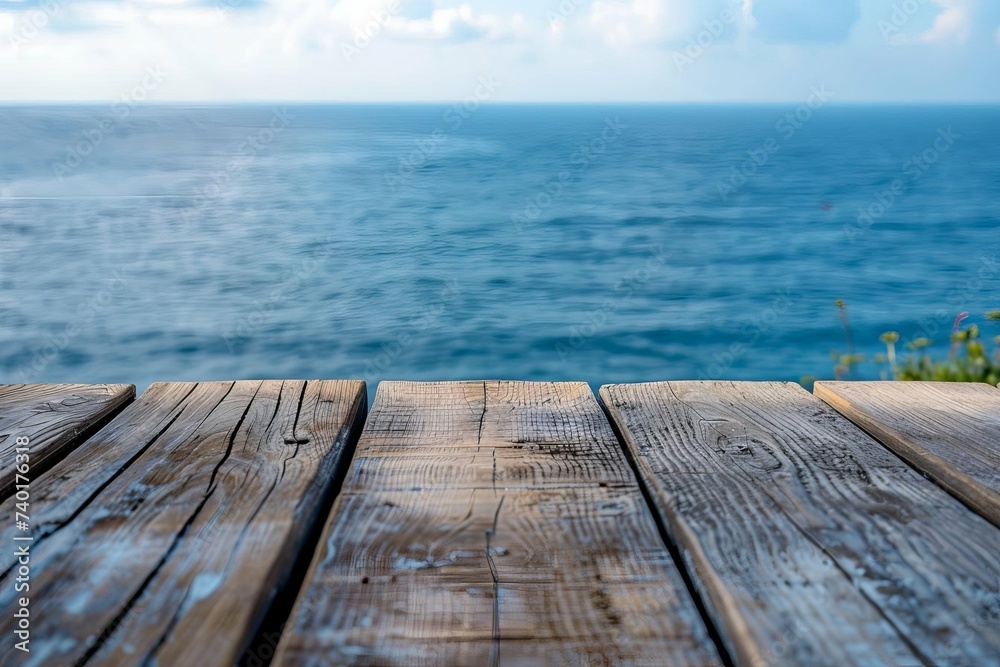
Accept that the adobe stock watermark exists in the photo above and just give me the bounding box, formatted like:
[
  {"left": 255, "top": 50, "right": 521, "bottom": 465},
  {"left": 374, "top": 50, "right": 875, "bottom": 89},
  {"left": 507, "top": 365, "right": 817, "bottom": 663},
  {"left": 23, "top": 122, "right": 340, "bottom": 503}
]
[
  {"left": 546, "top": 0, "right": 586, "bottom": 26},
  {"left": 555, "top": 246, "right": 667, "bottom": 362},
  {"left": 51, "top": 66, "right": 167, "bottom": 180},
  {"left": 180, "top": 107, "right": 295, "bottom": 225},
  {"left": 673, "top": 0, "right": 744, "bottom": 72},
  {"left": 360, "top": 280, "right": 462, "bottom": 383},
  {"left": 10, "top": 434, "right": 31, "bottom": 655},
  {"left": 384, "top": 76, "right": 501, "bottom": 191},
  {"left": 878, "top": 0, "right": 932, "bottom": 42},
  {"left": 717, "top": 85, "right": 833, "bottom": 202},
  {"left": 14, "top": 269, "right": 129, "bottom": 382},
  {"left": 697, "top": 284, "right": 793, "bottom": 380},
  {"left": 511, "top": 116, "right": 628, "bottom": 231},
  {"left": 844, "top": 126, "right": 960, "bottom": 243},
  {"left": 340, "top": 0, "right": 402, "bottom": 62},
  {"left": 7, "top": 0, "right": 63, "bottom": 55}
]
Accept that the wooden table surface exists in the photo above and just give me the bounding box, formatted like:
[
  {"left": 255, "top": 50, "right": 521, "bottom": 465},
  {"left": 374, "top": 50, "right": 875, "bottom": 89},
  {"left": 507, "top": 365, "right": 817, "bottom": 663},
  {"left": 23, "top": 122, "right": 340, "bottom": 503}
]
[{"left": 0, "top": 380, "right": 996, "bottom": 667}]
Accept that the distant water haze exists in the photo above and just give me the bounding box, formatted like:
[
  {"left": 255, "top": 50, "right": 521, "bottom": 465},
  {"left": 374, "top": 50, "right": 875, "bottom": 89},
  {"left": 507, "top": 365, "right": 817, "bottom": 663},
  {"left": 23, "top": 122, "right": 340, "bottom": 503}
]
[{"left": 1, "top": 104, "right": 998, "bottom": 399}]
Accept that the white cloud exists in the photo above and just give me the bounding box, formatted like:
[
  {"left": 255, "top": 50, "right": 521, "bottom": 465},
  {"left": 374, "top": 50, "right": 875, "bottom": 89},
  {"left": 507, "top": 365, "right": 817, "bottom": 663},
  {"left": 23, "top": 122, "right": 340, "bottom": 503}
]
[
  {"left": 896, "top": 0, "right": 1000, "bottom": 44},
  {"left": 146, "top": 7, "right": 225, "bottom": 28},
  {"left": 915, "top": 0, "right": 972, "bottom": 43},
  {"left": 588, "top": 0, "right": 665, "bottom": 47},
  {"left": 586, "top": 0, "right": 757, "bottom": 47},
  {"left": 243, "top": 0, "right": 341, "bottom": 57},
  {"left": 131, "top": 0, "right": 205, "bottom": 6},
  {"left": 389, "top": 4, "right": 527, "bottom": 42},
  {"left": 0, "top": 0, "right": 997, "bottom": 102},
  {"left": 742, "top": 0, "right": 756, "bottom": 29},
  {"left": 241, "top": 1, "right": 528, "bottom": 57},
  {"left": 73, "top": 2, "right": 140, "bottom": 27},
  {"left": 329, "top": 0, "right": 398, "bottom": 31}
]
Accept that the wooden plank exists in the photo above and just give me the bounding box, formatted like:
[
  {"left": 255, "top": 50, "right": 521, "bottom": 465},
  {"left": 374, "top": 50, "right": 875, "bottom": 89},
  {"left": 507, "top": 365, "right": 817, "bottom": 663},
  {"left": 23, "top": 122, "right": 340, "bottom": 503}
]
[
  {"left": 601, "top": 381, "right": 1000, "bottom": 667},
  {"left": 274, "top": 381, "right": 722, "bottom": 667},
  {"left": 0, "top": 382, "right": 209, "bottom": 576},
  {"left": 0, "top": 379, "right": 366, "bottom": 667},
  {"left": 815, "top": 381, "right": 1000, "bottom": 528},
  {"left": 0, "top": 383, "right": 134, "bottom": 500}
]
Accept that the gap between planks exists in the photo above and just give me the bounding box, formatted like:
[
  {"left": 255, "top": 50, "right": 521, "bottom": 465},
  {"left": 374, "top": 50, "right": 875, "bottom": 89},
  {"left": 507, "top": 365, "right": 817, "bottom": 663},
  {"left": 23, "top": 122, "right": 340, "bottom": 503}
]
[
  {"left": 815, "top": 381, "right": 1000, "bottom": 529},
  {"left": 601, "top": 381, "right": 1000, "bottom": 667},
  {"left": 273, "top": 380, "right": 724, "bottom": 667},
  {"left": 0, "top": 380, "right": 366, "bottom": 667},
  {"left": 0, "top": 384, "right": 134, "bottom": 501}
]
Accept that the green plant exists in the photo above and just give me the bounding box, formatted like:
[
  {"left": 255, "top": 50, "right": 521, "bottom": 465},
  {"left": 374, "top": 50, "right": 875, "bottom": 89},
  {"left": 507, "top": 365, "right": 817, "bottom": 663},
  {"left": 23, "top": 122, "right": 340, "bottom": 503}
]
[
  {"left": 822, "top": 303, "right": 1000, "bottom": 386},
  {"left": 831, "top": 300, "right": 864, "bottom": 380}
]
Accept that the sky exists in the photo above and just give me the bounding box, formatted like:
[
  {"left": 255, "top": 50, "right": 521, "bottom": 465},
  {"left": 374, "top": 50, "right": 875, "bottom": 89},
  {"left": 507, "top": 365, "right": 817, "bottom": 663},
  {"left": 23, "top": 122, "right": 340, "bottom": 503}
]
[{"left": 0, "top": 0, "right": 998, "bottom": 101}]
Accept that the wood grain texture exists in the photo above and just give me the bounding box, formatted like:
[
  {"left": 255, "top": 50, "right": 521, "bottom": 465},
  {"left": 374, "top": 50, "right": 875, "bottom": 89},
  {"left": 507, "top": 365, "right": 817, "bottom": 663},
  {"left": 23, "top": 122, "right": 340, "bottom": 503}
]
[
  {"left": 274, "top": 381, "right": 722, "bottom": 667},
  {"left": 0, "top": 379, "right": 366, "bottom": 667},
  {"left": 0, "top": 382, "right": 204, "bottom": 577},
  {"left": 601, "top": 381, "right": 1000, "bottom": 667},
  {"left": 815, "top": 381, "right": 1000, "bottom": 528},
  {"left": 0, "top": 383, "right": 134, "bottom": 500}
]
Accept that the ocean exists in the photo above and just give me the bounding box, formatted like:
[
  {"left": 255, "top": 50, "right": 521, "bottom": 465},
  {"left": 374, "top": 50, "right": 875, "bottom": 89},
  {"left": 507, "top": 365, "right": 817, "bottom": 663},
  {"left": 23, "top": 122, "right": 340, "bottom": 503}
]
[{"left": 1, "top": 104, "right": 998, "bottom": 399}]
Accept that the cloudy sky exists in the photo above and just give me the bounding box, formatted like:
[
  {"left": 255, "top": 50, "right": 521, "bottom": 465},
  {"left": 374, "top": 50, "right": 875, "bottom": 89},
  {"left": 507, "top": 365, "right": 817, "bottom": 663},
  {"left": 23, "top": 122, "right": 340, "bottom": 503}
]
[{"left": 1, "top": 0, "right": 998, "bottom": 101}]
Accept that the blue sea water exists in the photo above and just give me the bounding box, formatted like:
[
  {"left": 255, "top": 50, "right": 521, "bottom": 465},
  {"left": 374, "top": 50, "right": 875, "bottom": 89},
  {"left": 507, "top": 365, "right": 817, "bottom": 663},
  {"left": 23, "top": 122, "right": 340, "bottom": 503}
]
[{"left": 1, "top": 104, "right": 998, "bottom": 399}]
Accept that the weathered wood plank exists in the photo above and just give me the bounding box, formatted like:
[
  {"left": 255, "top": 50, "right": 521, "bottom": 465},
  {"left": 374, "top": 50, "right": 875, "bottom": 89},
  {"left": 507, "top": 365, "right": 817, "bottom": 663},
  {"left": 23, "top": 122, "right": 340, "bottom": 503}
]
[
  {"left": 0, "top": 382, "right": 205, "bottom": 577},
  {"left": 274, "top": 381, "right": 722, "bottom": 667},
  {"left": 0, "top": 379, "right": 366, "bottom": 667},
  {"left": 815, "top": 381, "right": 1000, "bottom": 528},
  {"left": 0, "top": 383, "right": 134, "bottom": 500},
  {"left": 601, "top": 381, "right": 1000, "bottom": 667}
]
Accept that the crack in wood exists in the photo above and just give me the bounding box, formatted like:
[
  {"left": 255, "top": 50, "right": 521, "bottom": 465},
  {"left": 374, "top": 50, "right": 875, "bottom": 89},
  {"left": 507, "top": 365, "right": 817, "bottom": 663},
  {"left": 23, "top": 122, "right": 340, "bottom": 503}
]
[
  {"left": 280, "top": 382, "right": 309, "bottom": 483},
  {"left": 0, "top": 384, "right": 200, "bottom": 582},
  {"left": 144, "top": 383, "right": 300, "bottom": 665},
  {"left": 485, "top": 495, "right": 505, "bottom": 667},
  {"left": 206, "top": 383, "right": 263, "bottom": 497},
  {"left": 760, "top": 487, "right": 936, "bottom": 667},
  {"left": 71, "top": 383, "right": 259, "bottom": 666}
]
